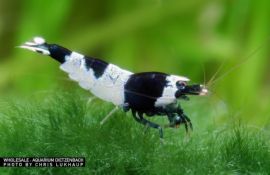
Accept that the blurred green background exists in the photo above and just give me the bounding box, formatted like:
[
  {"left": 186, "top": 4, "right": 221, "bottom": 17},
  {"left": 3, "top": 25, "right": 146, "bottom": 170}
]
[
  {"left": 0, "top": 0, "right": 270, "bottom": 126},
  {"left": 1, "top": 0, "right": 270, "bottom": 174}
]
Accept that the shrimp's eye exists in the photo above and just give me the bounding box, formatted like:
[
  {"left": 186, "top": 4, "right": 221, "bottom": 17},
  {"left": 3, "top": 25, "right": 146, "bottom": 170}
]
[{"left": 176, "top": 81, "right": 186, "bottom": 89}]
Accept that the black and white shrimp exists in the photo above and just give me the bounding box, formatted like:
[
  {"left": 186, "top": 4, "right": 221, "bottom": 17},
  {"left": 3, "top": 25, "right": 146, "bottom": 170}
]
[{"left": 19, "top": 36, "right": 208, "bottom": 139}]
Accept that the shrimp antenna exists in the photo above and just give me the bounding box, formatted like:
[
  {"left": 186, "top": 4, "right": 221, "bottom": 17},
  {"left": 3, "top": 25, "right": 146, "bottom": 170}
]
[
  {"left": 206, "top": 36, "right": 270, "bottom": 89},
  {"left": 201, "top": 62, "right": 206, "bottom": 87},
  {"left": 206, "top": 58, "right": 226, "bottom": 88}
]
